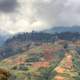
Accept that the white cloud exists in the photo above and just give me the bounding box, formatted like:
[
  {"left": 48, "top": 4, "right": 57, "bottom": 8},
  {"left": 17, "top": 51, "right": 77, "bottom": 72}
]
[
  {"left": 0, "top": 0, "right": 80, "bottom": 34},
  {"left": 0, "top": 0, "right": 50, "bottom": 34}
]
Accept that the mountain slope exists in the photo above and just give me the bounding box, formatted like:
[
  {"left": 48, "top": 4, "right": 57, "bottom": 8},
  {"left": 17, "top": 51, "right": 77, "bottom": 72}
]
[
  {"left": 44, "top": 26, "right": 80, "bottom": 33},
  {"left": 1, "top": 31, "right": 80, "bottom": 60},
  {"left": 0, "top": 42, "right": 65, "bottom": 80},
  {"left": 0, "top": 32, "right": 11, "bottom": 46},
  {"left": 0, "top": 40, "right": 80, "bottom": 80},
  {"left": 54, "top": 50, "right": 80, "bottom": 80}
]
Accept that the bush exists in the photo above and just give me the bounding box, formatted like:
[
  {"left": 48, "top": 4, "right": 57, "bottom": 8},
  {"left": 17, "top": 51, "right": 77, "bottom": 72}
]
[{"left": 0, "top": 68, "right": 10, "bottom": 80}]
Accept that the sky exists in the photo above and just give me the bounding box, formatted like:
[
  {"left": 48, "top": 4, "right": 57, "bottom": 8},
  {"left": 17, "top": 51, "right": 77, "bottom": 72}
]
[{"left": 0, "top": 0, "right": 80, "bottom": 34}]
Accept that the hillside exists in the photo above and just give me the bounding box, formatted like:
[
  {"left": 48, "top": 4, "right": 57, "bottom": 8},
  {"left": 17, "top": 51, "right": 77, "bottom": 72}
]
[
  {"left": 1, "top": 32, "right": 80, "bottom": 60},
  {"left": 0, "top": 32, "right": 10, "bottom": 46},
  {"left": 0, "top": 31, "right": 80, "bottom": 80},
  {"left": 44, "top": 26, "right": 80, "bottom": 33},
  {"left": 54, "top": 50, "right": 80, "bottom": 80},
  {"left": 0, "top": 40, "right": 80, "bottom": 80}
]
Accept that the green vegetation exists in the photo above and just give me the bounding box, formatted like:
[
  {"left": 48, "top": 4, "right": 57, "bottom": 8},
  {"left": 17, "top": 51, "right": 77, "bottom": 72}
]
[{"left": 0, "top": 41, "right": 80, "bottom": 80}]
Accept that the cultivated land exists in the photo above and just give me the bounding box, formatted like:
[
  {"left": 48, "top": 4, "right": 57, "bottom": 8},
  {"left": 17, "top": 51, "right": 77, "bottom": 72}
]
[{"left": 0, "top": 40, "right": 80, "bottom": 80}]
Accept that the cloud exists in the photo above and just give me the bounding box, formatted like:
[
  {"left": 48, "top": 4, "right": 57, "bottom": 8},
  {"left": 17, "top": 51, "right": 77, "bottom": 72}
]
[
  {"left": 0, "top": 0, "right": 18, "bottom": 13},
  {"left": 0, "top": 0, "right": 49, "bottom": 34},
  {"left": 33, "top": 0, "right": 80, "bottom": 26},
  {"left": 0, "top": 0, "right": 80, "bottom": 34}
]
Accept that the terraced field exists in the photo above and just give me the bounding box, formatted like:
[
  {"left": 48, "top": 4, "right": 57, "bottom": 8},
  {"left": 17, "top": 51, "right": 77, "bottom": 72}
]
[{"left": 0, "top": 42, "right": 80, "bottom": 80}]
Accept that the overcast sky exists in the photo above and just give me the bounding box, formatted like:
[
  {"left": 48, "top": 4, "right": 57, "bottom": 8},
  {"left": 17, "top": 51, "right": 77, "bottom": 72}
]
[{"left": 0, "top": 0, "right": 80, "bottom": 34}]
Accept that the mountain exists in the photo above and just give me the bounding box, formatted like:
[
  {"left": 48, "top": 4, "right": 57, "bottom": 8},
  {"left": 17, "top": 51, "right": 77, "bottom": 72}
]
[
  {"left": 0, "top": 27, "right": 80, "bottom": 80},
  {"left": 54, "top": 49, "right": 80, "bottom": 80},
  {"left": 0, "top": 31, "right": 80, "bottom": 80},
  {"left": 0, "top": 31, "right": 80, "bottom": 60},
  {"left": 0, "top": 32, "right": 54, "bottom": 60},
  {"left": 0, "top": 32, "right": 11, "bottom": 46},
  {"left": 0, "top": 40, "right": 80, "bottom": 80},
  {"left": 44, "top": 26, "right": 80, "bottom": 33}
]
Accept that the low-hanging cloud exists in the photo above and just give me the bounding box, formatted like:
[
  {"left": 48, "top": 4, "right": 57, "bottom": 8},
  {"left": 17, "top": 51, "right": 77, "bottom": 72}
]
[{"left": 0, "top": 0, "right": 80, "bottom": 34}]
